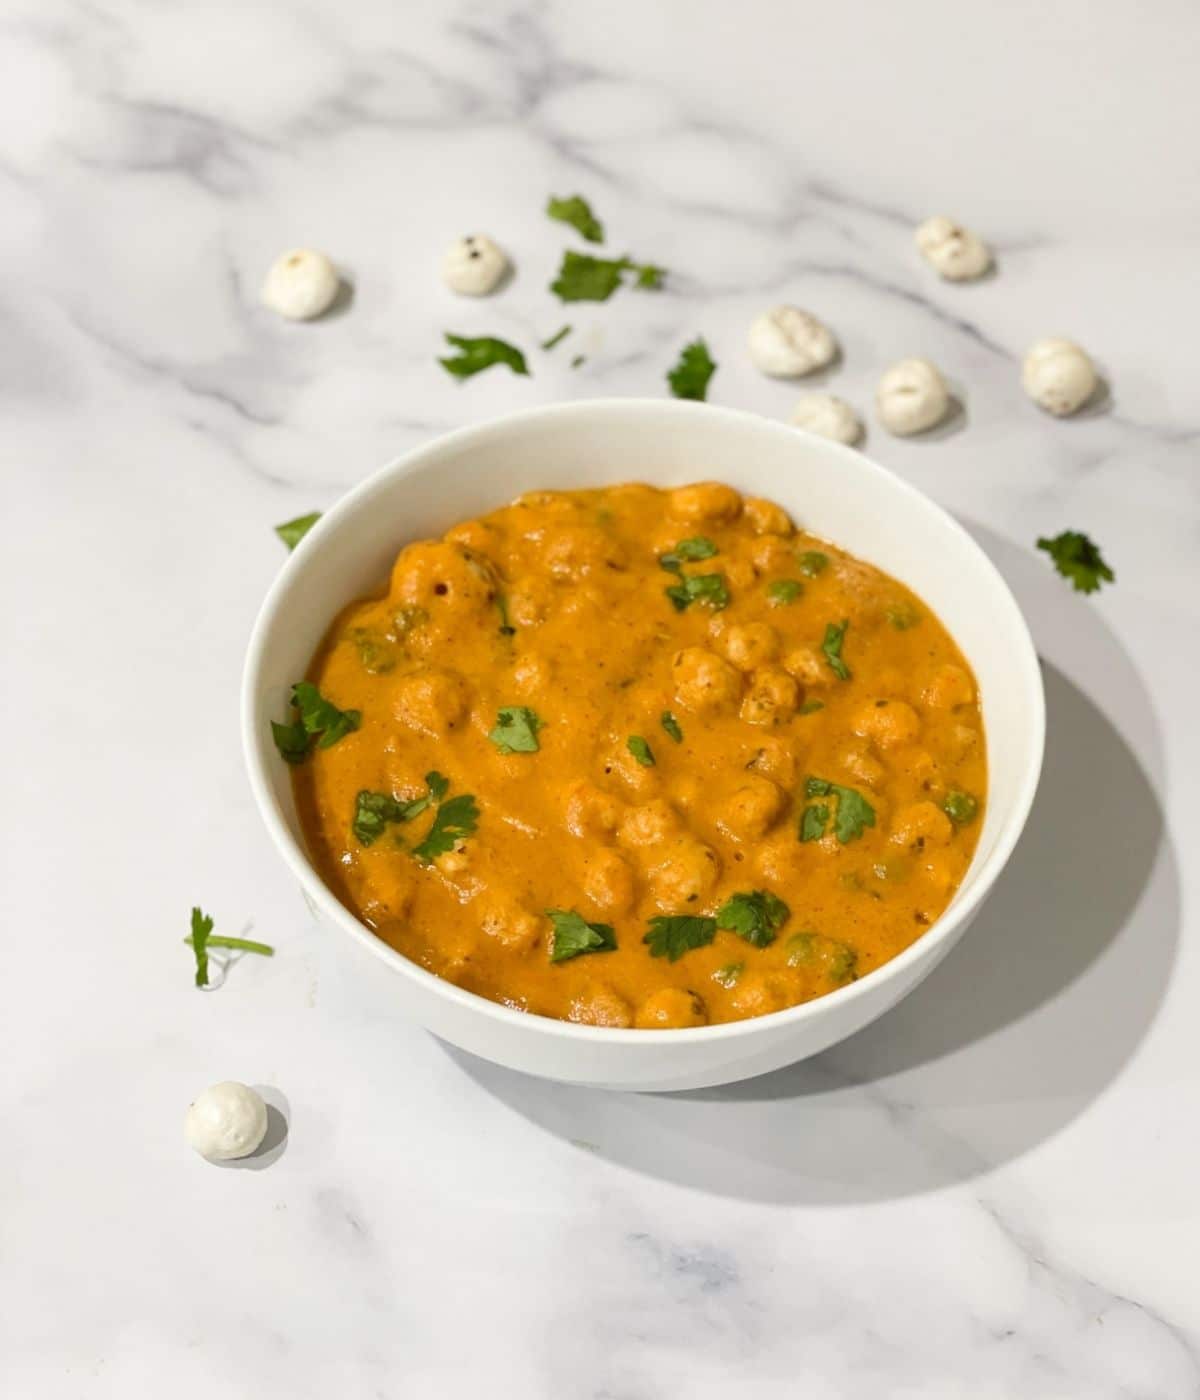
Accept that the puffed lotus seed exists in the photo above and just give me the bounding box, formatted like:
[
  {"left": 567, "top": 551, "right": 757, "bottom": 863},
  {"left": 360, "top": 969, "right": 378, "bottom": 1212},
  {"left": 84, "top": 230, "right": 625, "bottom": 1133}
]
[
  {"left": 748, "top": 306, "right": 837, "bottom": 378},
  {"left": 790, "top": 393, "right": 863, "bottom": 445},
  {"left": 441, "top": 234, "right": 510, "bottom": 296},
  {"left": 1021, "top": 338, "right": 1098, "bottom": 417},
  {"left": 184, "top": 1081, "right": 268, "bottom": 1162},
  {"left": 876, "top": 358, "right": 951, "bottom": 436},
  {"left": 915, "top": 216, "right": 991, "bottom": 281},
  {"left": 261, "top": 249, "right": 340, "bottom": 321}
]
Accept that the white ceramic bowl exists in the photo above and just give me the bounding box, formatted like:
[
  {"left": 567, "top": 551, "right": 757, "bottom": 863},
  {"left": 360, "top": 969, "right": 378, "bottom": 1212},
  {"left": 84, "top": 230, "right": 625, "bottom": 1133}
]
[{"left": 243, "top": 399, "right": 1044, "bottom": 1091}]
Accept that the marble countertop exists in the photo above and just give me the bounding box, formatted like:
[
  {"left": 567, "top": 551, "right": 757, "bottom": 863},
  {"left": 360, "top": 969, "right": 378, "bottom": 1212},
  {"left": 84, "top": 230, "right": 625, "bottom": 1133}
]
[{"left": 5, "top": 1, "right": 1199, "bottom": 1394}]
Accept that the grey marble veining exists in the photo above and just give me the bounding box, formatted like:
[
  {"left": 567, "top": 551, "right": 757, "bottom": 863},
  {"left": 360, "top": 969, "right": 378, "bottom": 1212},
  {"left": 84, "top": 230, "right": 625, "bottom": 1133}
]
[{"left": 3, "top": 1, "right": 1199, "bottom": 1395}]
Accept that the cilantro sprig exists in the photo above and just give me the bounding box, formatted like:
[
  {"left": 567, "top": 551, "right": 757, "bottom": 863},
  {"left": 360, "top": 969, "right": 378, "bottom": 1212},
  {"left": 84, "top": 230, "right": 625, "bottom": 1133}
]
[
  {"left": 659, "top": 537, "right": 718, "bottom": 572},
  {"left": 547, "top": 909, "right": 617, "bottom": 963},
  {"left": 768, "top": 579, "right": 802, "bottom": 607},
  {"left": 800, "top": 777, "right": 876, "bottom": 844},
  {"left": 271, "top": 682, "right": 361, "bottom": 764},
  {"left": 716, "top": 890, "right": 790, "bottom": 949},
  {"left": 943, "top": 789, "right": 979, "bottom": 826},
  {"left": 667, "top": 338, "right": 716, "bottom": 401},
  {"left": 627, "top": 735, "right": 655, "bottom": 767},
  {"left": 796, "top": 551, "right": 829, "bottom": 577},
  {"left": 186, "top": 907, "right": 274, "bottom": 988},
  {"left": 643, "top": 914, "right": 718, "bottom": 962},
  {"left": 661, "top": 711, "right": 683, "bottom": 743},
  {"left": 439, "top": 333, "right": 530, "bottom": 379},
  {"left": 665, "top": 573, "right": 730, "bottom": 613},
  {"left": 412, "top": 793, "right": 479, "bottom": 863},
  {"left": 546, "top": 194, "right": 604, "bottom": 244},
  {"left": 275, "top": 512, "right": 321, "bottom": 550},
  {"left": 1036, "top": 530, "right": 1115, "bottom": 594}
]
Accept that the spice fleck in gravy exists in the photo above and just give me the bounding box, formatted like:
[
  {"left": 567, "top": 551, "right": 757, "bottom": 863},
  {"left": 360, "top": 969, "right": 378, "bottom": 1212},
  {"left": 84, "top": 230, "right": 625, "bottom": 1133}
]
[{"left": 291, "top": 482, "right": 986, "bottom": 1028}]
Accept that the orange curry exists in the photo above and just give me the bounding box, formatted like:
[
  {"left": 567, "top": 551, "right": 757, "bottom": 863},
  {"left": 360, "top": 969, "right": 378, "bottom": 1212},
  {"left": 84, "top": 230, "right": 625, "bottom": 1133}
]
[{"left": 289, "top": 482, "right": 986, "bottom": 1029}]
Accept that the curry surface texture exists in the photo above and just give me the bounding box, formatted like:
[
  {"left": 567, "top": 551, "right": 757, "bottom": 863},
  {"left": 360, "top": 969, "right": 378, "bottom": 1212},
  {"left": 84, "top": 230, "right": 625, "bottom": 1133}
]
[{"left": 292, "top": 482, "right": 986, "bottom": 1029}]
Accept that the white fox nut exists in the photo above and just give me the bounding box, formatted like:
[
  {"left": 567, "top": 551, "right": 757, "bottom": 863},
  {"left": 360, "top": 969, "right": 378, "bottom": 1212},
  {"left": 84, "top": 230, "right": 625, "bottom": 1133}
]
[
  {"left": 261, "top": 249, "right": 340, "bottom": 320},
  {"left": 441, "top": 234, "right": 509, "bottom": 296},
  {"left": 185, "top": 1081, "right": 268, "bottom": 1162},
  {"left": 790, "top": 393, "right": 862, "bottom": 445},
  {"left": 876, "top": 358, "right": 951, "bottom": 436},
  {"left": 748, "top": 306, "right": 837, "bottom": 378},
  {"left": 1021, "top": 338, "right": 1098, "bottom": 417},
  {"left": 915, "top": 216, "right": 991, "bottom": 281}
]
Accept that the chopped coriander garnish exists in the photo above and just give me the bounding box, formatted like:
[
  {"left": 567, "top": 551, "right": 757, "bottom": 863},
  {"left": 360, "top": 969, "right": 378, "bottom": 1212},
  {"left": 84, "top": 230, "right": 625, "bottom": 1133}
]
[
  {"left": 943, "top": 789, "right": 979, "bottom": 826},
  {"left": 271, "top": 681, "right": 361, "bottom": 764},
  {"left": 712, "top": 961, "right": 744, "bottom": 989},
  {"left": 348, "top": 627, "right": 397, "bottom": 675},
  {"left": 785, "top": 931, "right": 858, "bottom": 984},
  {"left": 488, "top": 706, "right": 542, "bottom": 755},
  {"left": 768, "top": 579, "right": 802, "bottom": 607},
  {"left": 1036, "top": 530, "right": 1115, "bottom": 594},
  {"left": 802, "top": 777, "right": 876, "bottom": 844},
  {"left": 550, "top": 251, "right": 659, "bottom": 303},
  {"left": 667, "top": 338, "right": 717, "bottom": 401},
  {"left": 547, "top": 908, "right": 617, "bottom": 963},
  {"left": 643, "top": 914, "right": 718, "bottom": 962},
  {"left": 627, "top": 735, "right": 655, "bottom": 767},
  {"left": 352, "top": 772, "right": 449, "bottom": 846},
  {"left": 541, "top": 324, "right": 572, "bottom": 351},
  {"left": 716, "top": 890, "right": 790, "bottom": 949},
  {"left": 546, "top": 194, "right": 604, "bottom": 243},
  {"left": 412, "top": 792, "right": 479, "bottom": 863},
  {"left": 570, "top": 354, "right": 586, "bottom": 369},
  {"left": 796, "top": 551, "right": 829, "bottom": 577},
  {"left": 665, "top": 572, "right": 730, "bottom": 613},
  {"left": 821, "top": 619, "right": 851, "bottom": 681},
  {"left": 635, "top": 263, "right": 666, "bottom": 290},
  {"left": 439, "top": 332, "right": 529, "bottom": 379},
  {"left": 275, "top": 511, "right": 321, "bottom": 550},
  {"left": 661, "top": 711, "right": 683, "bottom": 743},
  {"left": 799, "top": 699, "right": 825, "bottom": 715},
  {"left": 885, "top": 600, "right": 921, "bottom": 630},
  {"left": 674, "top": 536, "right": 718, "bottom": 562}
]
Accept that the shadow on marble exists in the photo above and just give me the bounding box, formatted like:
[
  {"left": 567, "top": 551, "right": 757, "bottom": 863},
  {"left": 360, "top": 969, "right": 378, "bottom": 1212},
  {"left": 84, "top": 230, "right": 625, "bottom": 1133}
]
[{"left": 449, "top": 523, "right": 1178, "bottom": 1202}]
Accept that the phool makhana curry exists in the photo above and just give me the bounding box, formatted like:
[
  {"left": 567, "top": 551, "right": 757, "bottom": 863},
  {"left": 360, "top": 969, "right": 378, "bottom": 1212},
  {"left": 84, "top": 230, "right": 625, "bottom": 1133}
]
[{"left": 277, "top": 482, "right": 986, "bottom": 1029}]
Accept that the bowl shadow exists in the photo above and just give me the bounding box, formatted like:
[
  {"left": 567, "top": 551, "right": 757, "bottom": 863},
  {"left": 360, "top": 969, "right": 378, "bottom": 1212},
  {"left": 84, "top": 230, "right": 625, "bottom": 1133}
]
[{"left": 447, "top": 520, "right": 1177, "bottom": 1202}]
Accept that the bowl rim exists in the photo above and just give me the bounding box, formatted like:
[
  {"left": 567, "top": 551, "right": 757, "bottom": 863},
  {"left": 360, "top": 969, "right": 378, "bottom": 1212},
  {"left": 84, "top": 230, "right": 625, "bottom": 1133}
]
[{"left": 242, "top": 397, "right": 1045, "bottom": 1044}]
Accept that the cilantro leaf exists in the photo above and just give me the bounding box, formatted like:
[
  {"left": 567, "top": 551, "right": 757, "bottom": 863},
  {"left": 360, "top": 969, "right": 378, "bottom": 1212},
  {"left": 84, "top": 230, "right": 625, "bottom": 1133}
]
[
  {"left": 804, "top": 777, "right": 876, "bottom": 843},
  {"left": 547, "top": 908, "right": 617, "bottom": 963},
  {"left": 272, "top": 682, "right": 361, "bottom": 763},
  {"left": 796, "top": 551, "right": 829, "bottom": 577},
  {"left": 643, "top": 914, "right": 718, "bottom": 962},
  {"left": 661, "top": 711, "right": 683, "bottom": 743},
  {"left": 275, "top": 511, "right": 321, "bottom": 550},
  {"left": 551, "top": 250, "right": 631, "bottom": 302},
  {"left": 716, "top": 890, "right": 790, "bottom": 948},
  {"left": 665, "top": 572, "right": 730, "bottom": 613},
  {"left": 439, "top": 333, "right": 529, "bottom": 379},
  {"left": 546, "top": 194, "right": 604, "bottom": 244},
  {"left": 488, "top": 706, "right": 542, "bottom": 755},
  {"left": 943, "top": 789, "right": 979, "bottom": 826},
  {"left": 412, "top": 793, "right": 479, "bottom": 863},
  {"left": 541, "top": 324, "right": 572, "bottom": 351},
  {"left": 799, "top": 803, "right": 830, "bottom": 842},
  {"left": 635, "top": 263, "right": 666, "bottom": 290},
  {"left": 674, "top": 536, "right": 718, "bottom": 561},
  {"left": 799, "top": 699, "right": 825, "bottom": 715},
  {"left": 352, "top": 771, "right": 450, "bottom": 845},
  {"left": 785, "top": 931, "right": 858, "bottom": 983},
  {"left": 885, "top": 600, "right": 921, "bottom": 630},
  {"left": 667, "top": 338, "right": 717, "bottom": 401},
  {"left": 189, "top": 907, "right": 213, "bottom": 988},
  {"left": 768, "top": 579, "right": 802, "bottom": 606},
  {"left": 821, "top": 619, "right": 851, "bottom": 681},
  {"left": 1036, "top": 530, "right": 1115, "bottom": 594},
  {"left": 627, "top": 735, "right": 655, "bottom": 767}
]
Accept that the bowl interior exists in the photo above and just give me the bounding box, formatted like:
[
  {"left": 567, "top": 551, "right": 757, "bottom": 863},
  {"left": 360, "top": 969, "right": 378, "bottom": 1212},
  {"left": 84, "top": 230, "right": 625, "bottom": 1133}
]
[{"left": 247, "top": 400, "right": 1042, "bottom": 972}]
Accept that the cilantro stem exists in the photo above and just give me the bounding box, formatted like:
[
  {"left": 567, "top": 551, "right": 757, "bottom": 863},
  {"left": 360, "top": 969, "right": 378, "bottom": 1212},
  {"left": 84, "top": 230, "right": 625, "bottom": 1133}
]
[{"left": 184, "top": 934, "right": 275, "bottom": 958}]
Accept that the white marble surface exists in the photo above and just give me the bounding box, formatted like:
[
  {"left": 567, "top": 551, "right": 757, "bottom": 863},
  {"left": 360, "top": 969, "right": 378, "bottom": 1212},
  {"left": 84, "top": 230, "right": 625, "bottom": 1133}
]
[{"left": 4, "top": 1, "right": 1199, "bottom": 1394}]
